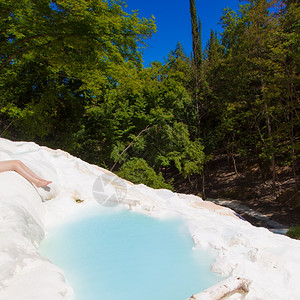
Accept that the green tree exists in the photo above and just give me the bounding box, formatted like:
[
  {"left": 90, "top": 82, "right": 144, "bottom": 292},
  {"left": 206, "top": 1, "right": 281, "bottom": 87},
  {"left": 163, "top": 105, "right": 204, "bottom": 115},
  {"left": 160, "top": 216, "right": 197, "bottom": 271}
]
[
  {"left": 189, "top": 0, "right": 205, "bottom": 135},
  {"left": 274, "top": 0, "right": 300, "bottom": 187},
  {"left": 216, "top": 0, "right": 299, "bottom": 193},
  {"left": 0, "top": 0, "right": 155, "bottom": 145},
  {"left": 117, "top": 158, "right": 173, "bottom": 190}
]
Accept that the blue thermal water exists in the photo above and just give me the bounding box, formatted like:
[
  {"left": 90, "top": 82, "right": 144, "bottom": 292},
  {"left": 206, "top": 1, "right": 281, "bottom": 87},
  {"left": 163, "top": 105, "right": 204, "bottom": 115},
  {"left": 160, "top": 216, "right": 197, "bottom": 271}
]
[{"left": 39, "top": 208, "right": 222, "bottom": 300}]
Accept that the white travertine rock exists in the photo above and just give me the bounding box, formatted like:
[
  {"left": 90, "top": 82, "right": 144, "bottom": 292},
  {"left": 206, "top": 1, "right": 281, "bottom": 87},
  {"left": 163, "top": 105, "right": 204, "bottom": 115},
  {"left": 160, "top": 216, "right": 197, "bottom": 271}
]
[
  {"left": 189, "top": 276, "right": 250, "bottom": 300},
  {"left": 0, "top": 138, "right": 299, "bottom": 300}
]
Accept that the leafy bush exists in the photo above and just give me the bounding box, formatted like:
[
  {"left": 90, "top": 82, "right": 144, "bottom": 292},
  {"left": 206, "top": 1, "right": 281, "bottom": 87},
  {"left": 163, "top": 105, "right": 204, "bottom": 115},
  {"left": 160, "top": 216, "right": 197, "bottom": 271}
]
[
  {"left": 286, "top": 226, "right": 300, "bottom": 240},
  {"left": 117, "top": 158, "right": 173, "bottom": 190}
]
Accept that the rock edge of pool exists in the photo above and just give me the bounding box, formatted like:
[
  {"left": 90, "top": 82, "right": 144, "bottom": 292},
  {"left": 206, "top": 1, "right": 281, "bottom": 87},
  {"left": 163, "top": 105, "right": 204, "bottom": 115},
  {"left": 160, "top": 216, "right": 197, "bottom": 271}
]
[{"left": 0, "top": 137, "right": 300, "bottom": 300}]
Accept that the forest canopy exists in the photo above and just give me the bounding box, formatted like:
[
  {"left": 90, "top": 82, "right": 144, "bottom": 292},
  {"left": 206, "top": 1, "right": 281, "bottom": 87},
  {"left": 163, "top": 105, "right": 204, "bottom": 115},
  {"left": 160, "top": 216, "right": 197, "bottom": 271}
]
[{"left": 0, "top": 0, "right": 299, "bottom": 196}]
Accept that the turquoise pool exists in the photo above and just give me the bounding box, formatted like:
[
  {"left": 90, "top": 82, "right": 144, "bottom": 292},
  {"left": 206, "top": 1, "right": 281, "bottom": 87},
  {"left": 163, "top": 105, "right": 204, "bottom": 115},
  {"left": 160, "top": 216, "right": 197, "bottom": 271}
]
[{"left": 39, "top": 208, "right": 222, "bottom": 300}]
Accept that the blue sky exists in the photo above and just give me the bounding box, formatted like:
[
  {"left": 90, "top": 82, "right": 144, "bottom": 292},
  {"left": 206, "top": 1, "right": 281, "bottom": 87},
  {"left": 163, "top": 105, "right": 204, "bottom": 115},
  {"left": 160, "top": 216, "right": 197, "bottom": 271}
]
[{"left": 125, "top": 0, "right": 240, "bottom": 66}]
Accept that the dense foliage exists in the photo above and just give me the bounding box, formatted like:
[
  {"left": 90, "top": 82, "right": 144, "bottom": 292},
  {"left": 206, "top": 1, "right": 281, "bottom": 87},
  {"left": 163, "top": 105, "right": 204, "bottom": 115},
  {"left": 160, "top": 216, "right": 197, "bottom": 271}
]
[
  {"left": 287, "top": 226, "right": 300, "bottom": 240},
  {"left": 0, "top": 0, "right": 299, "bottom": 193}
]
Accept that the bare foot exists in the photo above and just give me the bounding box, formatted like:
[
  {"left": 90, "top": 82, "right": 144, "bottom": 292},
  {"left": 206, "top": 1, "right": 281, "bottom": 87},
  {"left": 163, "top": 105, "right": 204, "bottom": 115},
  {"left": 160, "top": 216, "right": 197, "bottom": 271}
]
[{"left": 35, "top": 179, "right": 52, "bottom": 188}]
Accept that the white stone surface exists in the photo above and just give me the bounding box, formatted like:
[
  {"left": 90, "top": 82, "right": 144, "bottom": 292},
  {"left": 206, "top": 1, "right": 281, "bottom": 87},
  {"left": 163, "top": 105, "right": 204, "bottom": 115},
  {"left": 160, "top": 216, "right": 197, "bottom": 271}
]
[{"left": 0, "top": 138, "right": 299, "bottom": 300}]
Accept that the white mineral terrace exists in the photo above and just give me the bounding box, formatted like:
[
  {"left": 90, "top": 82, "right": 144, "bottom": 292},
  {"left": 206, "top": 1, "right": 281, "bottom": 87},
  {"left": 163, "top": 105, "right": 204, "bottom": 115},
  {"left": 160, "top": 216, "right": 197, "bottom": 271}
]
[{"left": 0, "top": 138, "right": 299, "bottom": 300}]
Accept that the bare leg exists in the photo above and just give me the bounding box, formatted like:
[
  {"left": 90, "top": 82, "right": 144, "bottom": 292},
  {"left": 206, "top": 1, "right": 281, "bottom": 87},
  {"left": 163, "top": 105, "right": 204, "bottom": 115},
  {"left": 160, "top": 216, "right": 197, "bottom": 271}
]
[{"left": 0, "top": 160, "right": 52, "bottom": 187}]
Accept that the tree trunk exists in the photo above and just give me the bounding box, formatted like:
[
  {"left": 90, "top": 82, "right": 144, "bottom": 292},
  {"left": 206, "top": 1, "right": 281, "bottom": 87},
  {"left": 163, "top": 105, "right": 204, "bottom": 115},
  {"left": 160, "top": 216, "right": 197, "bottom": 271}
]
[
  {"left": 201, "top": 172, "right": 206, "bottom": 200},
  {"left": 264, "top": 100, "right": 277, "bottom": 195},
  {"left": 231, "top": 151, "right": 239, "bottom": 175}
]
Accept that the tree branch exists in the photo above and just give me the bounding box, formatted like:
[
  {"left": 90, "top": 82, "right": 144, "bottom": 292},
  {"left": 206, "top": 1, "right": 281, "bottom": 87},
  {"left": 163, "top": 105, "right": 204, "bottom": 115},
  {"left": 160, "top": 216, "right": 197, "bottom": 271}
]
[
  {"left": 110, "top": 125, "right": 151, "bottom": 172},
  {"left": 0, "top": 35, "right": 42, "bottom": 70},
  {"left": 0, "top": 120, "right": 14, "bottom": 137}
]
